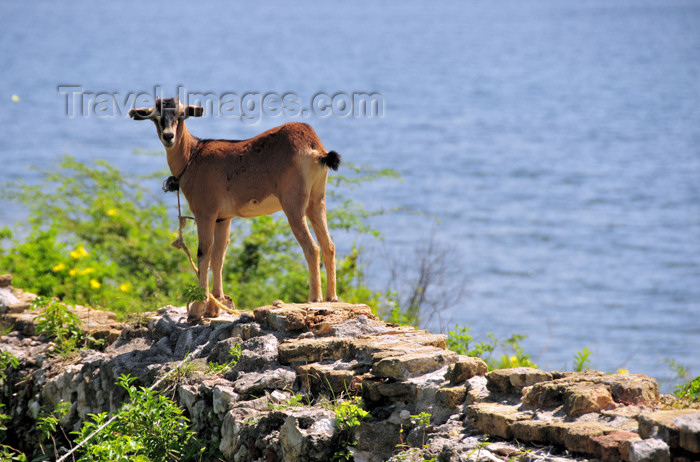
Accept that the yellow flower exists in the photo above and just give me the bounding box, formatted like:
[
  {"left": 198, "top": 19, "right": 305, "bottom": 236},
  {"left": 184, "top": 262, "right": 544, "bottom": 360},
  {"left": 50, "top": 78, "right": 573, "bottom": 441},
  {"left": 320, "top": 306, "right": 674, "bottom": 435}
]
[
  {"left": 70, "top": 245, "right": 89, "bottom": 259},
  {"left": 107, "top": 208, "right": 118, "bottom": 217},
  {"left": 69, "top": 268, "right": 78, "bottom": 276},
  {"left": 90, "top": 279, "right": 101, "bottom": 289},
  {"left": 119, "top": 283, "right": 132, "bottom": 293},
  {"left": 617, "top": 368, "right": 629, "bottom": 375},
  {"left": 78, "top": 267, "right": 95, "bottom": 276},
  {"left": 52, "top": 263, "right": 66, "bottom": 272}
]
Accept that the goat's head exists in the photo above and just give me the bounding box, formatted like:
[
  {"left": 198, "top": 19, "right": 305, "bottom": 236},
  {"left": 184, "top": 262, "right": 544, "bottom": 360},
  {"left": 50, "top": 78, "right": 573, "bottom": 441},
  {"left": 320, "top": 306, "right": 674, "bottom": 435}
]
[{"left": 129, "top": 98, "right": 203, "bottom": 148}]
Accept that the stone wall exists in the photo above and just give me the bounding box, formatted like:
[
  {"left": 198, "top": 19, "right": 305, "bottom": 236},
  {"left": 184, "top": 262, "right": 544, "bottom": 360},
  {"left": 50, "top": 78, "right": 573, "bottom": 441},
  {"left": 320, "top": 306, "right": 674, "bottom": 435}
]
[{"left": 1, "top": 277, "right": 698, "bottom": 461}]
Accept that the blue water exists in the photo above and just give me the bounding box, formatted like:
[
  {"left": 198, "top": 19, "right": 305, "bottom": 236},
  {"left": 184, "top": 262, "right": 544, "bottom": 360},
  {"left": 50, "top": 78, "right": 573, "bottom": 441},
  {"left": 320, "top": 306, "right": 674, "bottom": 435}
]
[{"left": 1, "top": 0, "right": 699, "bottom": 387}]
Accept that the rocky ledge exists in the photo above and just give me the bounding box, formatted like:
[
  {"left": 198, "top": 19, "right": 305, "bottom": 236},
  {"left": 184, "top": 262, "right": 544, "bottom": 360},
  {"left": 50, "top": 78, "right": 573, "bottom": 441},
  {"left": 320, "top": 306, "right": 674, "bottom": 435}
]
[{"left": 1, "top": 278, "right": 698, "bottom": 461}]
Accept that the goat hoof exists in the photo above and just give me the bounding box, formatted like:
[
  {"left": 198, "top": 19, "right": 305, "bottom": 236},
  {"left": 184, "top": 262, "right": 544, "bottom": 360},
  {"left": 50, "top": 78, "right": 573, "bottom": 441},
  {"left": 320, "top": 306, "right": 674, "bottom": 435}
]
[
  {"left": 187, "top": 300, "right": 204, "bottom": 322},
  {"left": 203, "top": 298, "right": 221, "bottom": 318},
  {"left": 326, "top": 297, "right": 339, "bottom": 302},
  {"left": 217, "top": 295, "right": 235, "bottom": 310}
]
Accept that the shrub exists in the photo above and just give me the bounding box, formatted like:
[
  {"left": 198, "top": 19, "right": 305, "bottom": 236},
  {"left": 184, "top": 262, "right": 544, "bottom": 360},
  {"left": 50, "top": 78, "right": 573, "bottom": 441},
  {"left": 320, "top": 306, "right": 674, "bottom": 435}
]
[
  {"left": 446, "top": 325, "right": 537, "bottom": 370},
  {"left": 573, "top": 347, "right": 593, "bottom": 372},
  {"left": 73, "top": 374, "right": 202, "bottom": 462},
  {"left": 0, "top": 155, "right": 394, "bottom": 317},
  {"left": 0, "top": 156, "right": 191, "bottom": 315},
  {"left": 332, "top": 396, "right": 369, "bottom": 462},
  {"left": 0, "top": 352, "right": 24, "bottom": 461},
  {"left": 675, "top": 376, "right": 700, "bottom": 402},
  {"left": 31, "top": 296, "right": 102, "bottom": 356}
]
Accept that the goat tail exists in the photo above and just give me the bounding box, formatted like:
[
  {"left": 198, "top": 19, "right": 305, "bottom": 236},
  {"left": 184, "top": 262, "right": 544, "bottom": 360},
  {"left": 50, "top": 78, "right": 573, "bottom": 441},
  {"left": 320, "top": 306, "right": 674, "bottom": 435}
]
[{"left": 320, "top": 150, "right": 341, "bottom": 171}]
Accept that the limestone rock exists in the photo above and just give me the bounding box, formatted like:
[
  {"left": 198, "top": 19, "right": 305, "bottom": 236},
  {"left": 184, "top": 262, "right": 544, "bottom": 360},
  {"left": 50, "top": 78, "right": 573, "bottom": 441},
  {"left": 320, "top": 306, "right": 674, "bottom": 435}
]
[
  {"left": 603, "top": 374, "right": 659, "bottom": 405},
  {"left": 0, "top": 274, "right": 12, "bottom": 287},
  {"left": 590, "top": 430, "right": 641, "bottom": 462},
  {"left": 486, "top": 367, "right": 552, "bottom": 394},
  {"left": 253, "top": 302, "right": 377, "bottom": 336},
  {"left": 174, "top": 324, "right": 213, "bottom": 359},
  {"left": 3, "top": 312, "right": 38, "bottom": 336},
  {"left": 278, "top": 337, "right": 351, "bottom": 364},
  {"left": 436, "top": 386, "right": 467, "bottom": 408},
  {"left": 178, "top": 384, "right": 200, "bottom": 413},
  {"left": 628, "top": 438, "right": 670, "bottom": 462},
  {"left": 355, "top": 420, "right": 402, "bottom": 461},
  {"left": 213, "top": 385, "right": 239, "bottom": 415},
  {"left": 446, "top": 357, "right": 488, "bottom": 384},
  {"left": 296, "top": 362, "right": 355, "bottom": 394},
  {"left": 510, "top": 419, "right": 549, "bottom": 443},
  {"left": 208, "top": 337, "right": 242, "bottom": 365},
  {"left": 508, "top": 368, "right": 553, "bottom": 389},
  {"left": 523, "top": 371, "right": 658, "bottom": 412},
  {"left": 546, "top": 422, "right": 578, "bottom": 447},
  {"left": 373, "top": 350, "right": 456, "bottom": 380},
  {"left": 304, "top": 303, "right": 377, "bottom": 336},
  {"left": 318, "top": 314, "right": 387, "bottom": 338},
  {"left": 189, "top": 400, "right": 211, "bottom": 433},
  {"left": 0, "top": 281, "right": 35, "bottom": 314},
  {"left": 220, "top": 409, "right": 287, "bottom": 460},
  {"left": 279, "top": 415, "right": 306, "bottom": 461},
  {"left": 230, "top": 322, "right": 264, "bottom": 341},
  {"left": 466, "top": 403, "right": 531, "bottom": 439},
  {"left": 0, "top": 287, "right": 21, "bottom": 312},
  {"left": 561, "top": 421, "right": 615, "bottom": 455},
  {"left": 235, "top": 334, "right": 279, "bottom": 372},
  {"left": 254, "top": 305, "right": 306, "bottom": 332},
  {"left": 563, "top": 382, "right": 614, "bottom": 417},
  {"left": 638, "top": 409, "right": 700, "bottom": 453},
  {"left": 3, "top": 298, "right": 121, "bottom": 343},
  {"left": 220, "top": 409, "right": 244, "bottom": 459},
  {"left": 233, "top": 367, "right": 296, "bottom": 396},
  {"left": 675, "top": 413, "right": 700, "bottom": 454},
  {"left": 465, "top": 375, "right": 489, "bottom": 404},
  {"left": 67, "top": 305, "right": 122, "bottom": 343},
  {"left": 278, "top": 409, "right": 336, "bottom": 461},
  {"left": 362, "top": 378, "right": 417, "bottom": 406}
]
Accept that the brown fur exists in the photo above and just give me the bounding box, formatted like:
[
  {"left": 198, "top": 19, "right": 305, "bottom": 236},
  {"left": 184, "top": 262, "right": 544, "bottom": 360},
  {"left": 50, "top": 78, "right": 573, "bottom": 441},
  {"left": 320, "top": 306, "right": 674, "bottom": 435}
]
[{"left": 129, "top": 98, "right": 338, "bottom": 321}]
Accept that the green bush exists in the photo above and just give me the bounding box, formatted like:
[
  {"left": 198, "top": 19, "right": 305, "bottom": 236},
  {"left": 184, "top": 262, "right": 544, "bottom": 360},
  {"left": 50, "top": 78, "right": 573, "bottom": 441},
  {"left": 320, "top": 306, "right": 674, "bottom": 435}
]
[
  {"left": 446, "top": 325, "right": 537, "bottom": 370},
  {"left": 675, "top": 376, "right": 700, "bottom": 402},
  {"left": 0, "top": 155, "right": 393, "bottom": 317},
  {"left": 0, "top": 352, "right": 24, "bottom": 461},
  {"left": 73, "top": 374, "right": 202, "bottom": 462},
  {"left": 666, "top": 360, "right": 700, "bottom": 403},
  {"left": 573, "top": 347, "right": 593, "bottom": 372},
  {"left": 332, "top": 395, "right": 369, "bottom": 462},
  {"left": 30, "top": 296, "right": 103, "bottom": 356},
  {"left": 1, "top": 156, "right": 191, "bottom": 315}
]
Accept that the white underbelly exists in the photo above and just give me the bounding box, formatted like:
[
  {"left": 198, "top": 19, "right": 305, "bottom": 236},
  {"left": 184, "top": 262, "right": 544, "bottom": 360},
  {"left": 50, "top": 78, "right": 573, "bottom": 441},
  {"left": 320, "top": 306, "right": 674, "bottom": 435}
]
[{"left": 237, "top": 195, "right": 283, "bottom": 218}]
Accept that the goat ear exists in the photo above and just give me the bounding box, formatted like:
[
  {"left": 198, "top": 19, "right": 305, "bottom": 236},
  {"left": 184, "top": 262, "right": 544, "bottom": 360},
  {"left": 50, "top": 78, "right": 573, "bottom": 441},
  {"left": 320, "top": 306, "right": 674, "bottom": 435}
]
[
  {"left": 129, "top": 107, "right": 154, "bottom": 120},
  {"left": 185, "top": 106, "right": 204, "bottom": 118}
]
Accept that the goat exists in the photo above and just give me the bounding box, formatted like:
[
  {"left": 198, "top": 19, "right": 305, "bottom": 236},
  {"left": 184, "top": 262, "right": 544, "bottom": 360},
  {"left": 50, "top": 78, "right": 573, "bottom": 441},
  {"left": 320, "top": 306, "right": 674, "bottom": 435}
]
[{"left": 129, "top": 98, "right": 340, "bottom": 321}]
